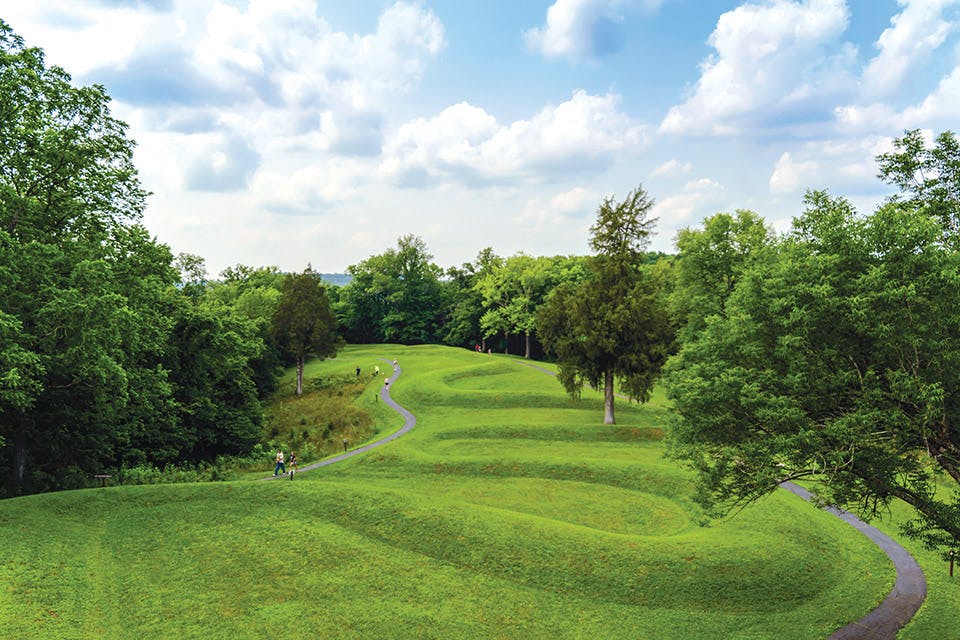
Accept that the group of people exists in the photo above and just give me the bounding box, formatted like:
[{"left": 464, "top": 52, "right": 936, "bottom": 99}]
[{"left": 274, "top": 449, "right": 297, "bottom": 479}]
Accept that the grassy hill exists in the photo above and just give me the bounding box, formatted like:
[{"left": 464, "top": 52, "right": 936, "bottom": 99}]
[{"left": 0, "top": 344, "right": 909, "bottom": 639}]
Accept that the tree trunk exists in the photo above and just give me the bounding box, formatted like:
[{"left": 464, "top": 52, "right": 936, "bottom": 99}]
[
  {"left": 504, "top": 333, "right": 509, "bottom": 355},
  {"left": 524, "top": 333, "right": 531, "bottom": 359},
  {"left": 10, "top": 435, "right": 26, "bottom": 494},
  {"left": 603, "top": 369, "right": 615, "bottom": 425},
  {"left": 296, "top": 356, "right": 304, "bottom": 396},
  {"left": 481, "top": 337, "right": 486, "bottom": 352}
]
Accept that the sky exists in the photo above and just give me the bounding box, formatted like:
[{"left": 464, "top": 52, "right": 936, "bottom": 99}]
[{"left": 3, "top": 0, "right": 960, "bottom": 274}]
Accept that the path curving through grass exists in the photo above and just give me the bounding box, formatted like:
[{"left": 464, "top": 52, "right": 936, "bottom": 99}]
[
  {"left": 265, "top": 358, "right": 416, "bottom": 479},
  {"left": 273, "top": 349, "right": 926, "bottom": 638},
  {"left": 517, "top": 357, "right": 927, "bottom": 639},
  {"left": 781, "top": 482, "right": 927, "bottom": 640},
  {"left": 1, "top": 345, "right": 925, "bottom": 639}
]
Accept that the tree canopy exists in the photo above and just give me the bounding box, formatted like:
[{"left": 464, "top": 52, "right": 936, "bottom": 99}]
[
  {"left": 271, "top": 266, "right": 342, "bottom": 396},
  {"left": 538, "top": 186, "right": 674, "bottom": 424},
  {"left": 667, "top": 151, "right": 960, "bottom": 551}
]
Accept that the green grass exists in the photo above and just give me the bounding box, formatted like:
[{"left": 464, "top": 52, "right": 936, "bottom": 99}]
[{"left": 0, "top": 344, "right": 908, "bottom": 639}]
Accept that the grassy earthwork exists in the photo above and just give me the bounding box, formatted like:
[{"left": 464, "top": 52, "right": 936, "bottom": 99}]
[{"left": 2, "top": 343, "right": 951, "bottom": 639}]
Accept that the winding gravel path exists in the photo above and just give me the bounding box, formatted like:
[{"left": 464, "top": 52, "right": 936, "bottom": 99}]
[
  {"left": 264, "top": 359, "right": 415, "bottom": 479},
  {"left": 781, "top": 482, "right": 927, "bottom": 640},
  {"left": 265, "top": 355, "right": 928, "bottom": 638},
  {"left": 517, "top": 358, "right": 927, "bottom": 639}
]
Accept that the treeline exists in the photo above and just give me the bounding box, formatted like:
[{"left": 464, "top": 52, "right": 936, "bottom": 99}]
[
  {"left": 6, "top": 17, "right": 960, "bottom": 554},
  {"left": 328, "top": 234, "right": 668, "bottom": 359},
  {"left": 0, "top": 22, "right": 337, "bottom": 496}
]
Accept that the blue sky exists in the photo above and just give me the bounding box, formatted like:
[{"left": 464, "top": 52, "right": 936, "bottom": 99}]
[{"left": 4, "top": 0, "right": 960, "bottom": 274}]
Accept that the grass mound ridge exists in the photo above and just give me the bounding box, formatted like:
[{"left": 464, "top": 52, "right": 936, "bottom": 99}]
[{"left": 0, "top": 344, "right": 900, "bottom": 639}]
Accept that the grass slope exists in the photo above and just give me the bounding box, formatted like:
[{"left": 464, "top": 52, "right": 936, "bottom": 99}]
[{"left": 1, "top": 344, "right": 898, "bottom": 639}]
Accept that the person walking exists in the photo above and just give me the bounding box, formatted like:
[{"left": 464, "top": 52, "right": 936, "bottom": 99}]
[
  {"left": 288, "top": 451, "right": 297, "bottom": 480},
  {"left": 274, "top": 449, "right": 286, "bottom": 476}
]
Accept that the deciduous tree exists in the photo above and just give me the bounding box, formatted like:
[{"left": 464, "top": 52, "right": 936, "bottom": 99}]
[
  {"left": 666, "top": 186, "right": 960, "bottom": 552},
  {"left": 271, "top": 266, "right": 342, "bottom": 396}
]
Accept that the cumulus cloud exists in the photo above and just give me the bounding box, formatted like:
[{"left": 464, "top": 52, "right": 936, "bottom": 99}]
[
  {"left": 659, "top": 0, "right": 855, "bottom": 136},
  {"left": 768, "top": 152, "right": 820, "bottom": 195},
  {"left": 252, "top": 158, "right": 371, "bottom": 214},
  {"left": 183, "top": 132, "right": 261, "bottom": 192},
  {"left": 651, "top": 159, "right": 693, "bottom": 177},
  {"left": 525, "top": 0, "right": 664, "bottom": 59},
  {"left": 515, "top": 186, "right": 598, "bottom": 226},
  {"left": 381, "top": 90, "right": 646, "bottom": 186},
  {"left": 901, "top": 64, "right": 960, "bottom": 123},
  {"left": 767, "top": 136, "right": 895, "bottom": 195},
  {"left": 861, "top": 0, "right": 959, "bottom": 98},
  {"left": 193, "top": 0, "right": 445, "bottom": 110},
  {"left": 651, "top": 178, "right": 725, "bottom": 225}
]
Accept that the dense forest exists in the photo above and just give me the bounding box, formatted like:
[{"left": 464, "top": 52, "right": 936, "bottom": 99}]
[{"left": 5, "top": 18, "right": 960, "bottom": 555}]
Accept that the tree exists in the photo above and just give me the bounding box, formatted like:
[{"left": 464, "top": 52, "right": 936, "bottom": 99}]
[
  {"left": 271, "top": 266, "right": 342, "bottom": 396},
  {"left": 0, "top": 21, "right": 180, "bottom": 494},
  {"left": 666, "top": 187, "right": 960, "bottom": 552},
  {"left": 537, "top": 187, "right": 674, "bottom": 424},
  {"left": 671, "top": 210, "right": 774, "bottom": 342},
  {"left": 440, "top": 248, "right": 502, "bottom": 349},
  {"left": 877, "top": 129, "right": 960, "bottom": 239},
  {"left": 0, "top": 21, "right": 146, "bottom": 243},
  {"left": 477, "top": 254, "right": 588, "bottom": 357},
  {"left": 338, "top": 235, "right": 444, "bottom": 344}
]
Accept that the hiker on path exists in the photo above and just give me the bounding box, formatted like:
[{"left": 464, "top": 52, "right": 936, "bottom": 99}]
[
  {"left": 288, "top": 452, "right": 297, "bottom": 479},
  {"left": 274, "top": 449, "right": 286, "bottom": 476}
]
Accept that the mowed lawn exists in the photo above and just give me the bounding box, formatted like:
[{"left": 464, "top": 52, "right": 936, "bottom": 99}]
[{"left": 0, "top": 344, "right": 900, "bottom": 639}]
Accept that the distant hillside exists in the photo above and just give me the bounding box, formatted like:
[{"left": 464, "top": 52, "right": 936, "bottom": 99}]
[{"left": 319, "top": 273, "right": 351, "bottom": 286}]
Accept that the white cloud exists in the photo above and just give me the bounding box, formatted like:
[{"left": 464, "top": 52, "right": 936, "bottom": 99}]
[
  {"left": 768, "top": 152, "right": 820, "bottom": 194},
  {"left": 651, "top": 159, "right": 693, "bottom": 177},
  {"left": 252, "top": 158, "right": 371, "bottom": 213},
  {"left": 861, "top": 0, "right": 959, "bottom": 97},
  {"left": 659, "top": 0, "right": 854, "bottom": 136},
  {"left": 183, "top": 132, "right": 261, "bottom": 192},
  {"left": 525, "top": 0, "right": 663, "bottom": 59},
  {"left": 515, "top": 186, "right": 598, "bottom": 226},
  {"left": 767, "top": 136, "right": 896, "bottom": 195},
  {"left": 191, "top": 0, "right": 445, "bottom": 110},
  {"left": 381, "top": 90, "right": 646, "bottom": 185},
  {"left": 1, "top": 2, "right": 152, "bottom": 75},
  {"left": 833, "top": 102, "right": 899, "bottom": 132},
  {"left": 651, "top": 178, "right": 725, "bottom": 225},
  {"left": 901, "top": 64, "right": 960, "bottom": 123}
]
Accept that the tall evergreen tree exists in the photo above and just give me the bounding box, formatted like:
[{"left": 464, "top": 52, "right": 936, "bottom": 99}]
[{"left": 538, "top": 187, "right": 674, "bottom": 424}]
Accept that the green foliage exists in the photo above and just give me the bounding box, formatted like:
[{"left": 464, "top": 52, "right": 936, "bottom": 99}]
[
  {"left": 667, "top": 188, "right": 960, "bottom": 551},
  {"left": 476, "top": 253, "right": 588, "bottom": 357},
  {"left": 338, "top": 235, "right": 445, "bottom": 344},
  {"left": 263, "top": 366, "right": 377, "bottom": 462},
  {"left": 270, "top": 265, "right": 342, "bottom": 396},
  {"left": 538, "top": 185, "right": 674, "bottom": 424},
  {"left": 0, "top": 20, "right": 147, "bottom": 243},
  {"left": 671, "top": 210, "right": 774, "bottom": 342},
  {"left": 439, "top": 247, "right": 502, "bottom": 348},
  {"left": 0, "top": 345, "right": 897, "bottom": 639},
  {"left": 0, "top": 22, "right": 277, "bottom": 494},
  {"left": 877, "top": 128, "right": 960, "bottom": 238}
]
